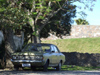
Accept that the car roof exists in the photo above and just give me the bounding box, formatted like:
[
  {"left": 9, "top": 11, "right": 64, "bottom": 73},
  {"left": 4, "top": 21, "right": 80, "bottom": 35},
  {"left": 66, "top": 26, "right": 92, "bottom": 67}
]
[{"left": 28, "top": 43, "right": 55, "bottom": 46}]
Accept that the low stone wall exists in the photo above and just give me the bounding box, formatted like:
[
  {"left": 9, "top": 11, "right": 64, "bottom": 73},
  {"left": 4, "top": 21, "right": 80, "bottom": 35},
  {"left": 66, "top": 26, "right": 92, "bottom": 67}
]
[{"left": 63, "top": 52, "right": 100, "bottom": 67}]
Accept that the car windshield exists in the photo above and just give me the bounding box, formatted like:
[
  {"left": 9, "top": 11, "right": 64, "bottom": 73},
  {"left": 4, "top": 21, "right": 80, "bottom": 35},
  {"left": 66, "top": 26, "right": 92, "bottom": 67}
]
[
  {"left": 41, "top": 45, "right": 51, "bottom": 53},
  {"left": 22, "top": 44, "right": 42, "bottom": 52},
  {"left": 22, "top": 44, "right": 51, "bottom": 52}
]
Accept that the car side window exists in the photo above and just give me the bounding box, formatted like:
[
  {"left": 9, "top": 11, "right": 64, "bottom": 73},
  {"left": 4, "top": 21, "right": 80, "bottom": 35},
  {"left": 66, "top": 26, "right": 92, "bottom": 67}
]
[
  {"left": 51, "top": 45, "right": 59, "bottom": 53},
  {"left": 51, "top": 45, "right": 55, "bottom": 52},
  {"left": 53, "top": 46, "right": 59, "bottom": 53}
]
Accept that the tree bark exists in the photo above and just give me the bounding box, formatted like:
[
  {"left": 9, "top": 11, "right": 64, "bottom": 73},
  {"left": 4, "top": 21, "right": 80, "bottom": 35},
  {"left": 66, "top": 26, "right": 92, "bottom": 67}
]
[
  {"left": 31, "top": 31, "right": 40, "bottom": 43},
  {"left": 3, "top": 28, "right": 16, "bottom": 68}
]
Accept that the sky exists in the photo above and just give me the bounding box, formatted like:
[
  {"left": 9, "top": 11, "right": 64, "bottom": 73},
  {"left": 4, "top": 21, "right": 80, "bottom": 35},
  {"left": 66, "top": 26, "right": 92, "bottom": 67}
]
[{"left": 73, "top": 0, "right": 100, "bottom": 25}]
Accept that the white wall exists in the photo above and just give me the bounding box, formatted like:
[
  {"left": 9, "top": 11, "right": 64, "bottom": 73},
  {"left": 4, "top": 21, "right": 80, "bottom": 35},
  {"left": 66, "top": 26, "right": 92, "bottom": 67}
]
[
  {"left": 13, "top": 31, "right": 24, "bottom": 50},
  {"left": 0, "top": 30, "right": 24, "bottom": 50}
]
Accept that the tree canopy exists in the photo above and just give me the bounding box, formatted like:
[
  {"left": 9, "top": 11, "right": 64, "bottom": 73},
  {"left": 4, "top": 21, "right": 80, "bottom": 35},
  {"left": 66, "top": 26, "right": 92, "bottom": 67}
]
[
  {"left": 75, "top": 18, "right": 89, "bottom": 25},
  {"left": 0, "top": 0, "right": 96, "bottom": 42},
  {"left": 40, "top": 1, "right": 76, "bottom": 38}
]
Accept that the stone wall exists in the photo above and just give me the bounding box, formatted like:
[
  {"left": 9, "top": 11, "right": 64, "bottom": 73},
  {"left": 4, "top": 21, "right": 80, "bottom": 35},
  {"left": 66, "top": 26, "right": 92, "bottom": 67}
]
[
  {"left": 70, "top": 25, "right": 100, "bottom": 38},
  {"left": 42, "top": 25, "right": 100, "bottom": 40},
  {"left": 63, "top": 52, "right": 100, "bottom": 67}
]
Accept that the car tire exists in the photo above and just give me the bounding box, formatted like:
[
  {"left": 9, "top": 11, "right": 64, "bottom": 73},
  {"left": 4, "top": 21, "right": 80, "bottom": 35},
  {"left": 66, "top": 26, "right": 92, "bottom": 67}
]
[
  {"left": 43, "top": 61, "right": 49, "bottom": 72},
  {"left": 56, "top": 62, "right": 61, "bottom": 71},
  {"left": 14, "top": 66, "right": 19, "bottom": 71},
  {"left": 31, "top": 67, "right": 36, "bottom": 71}
]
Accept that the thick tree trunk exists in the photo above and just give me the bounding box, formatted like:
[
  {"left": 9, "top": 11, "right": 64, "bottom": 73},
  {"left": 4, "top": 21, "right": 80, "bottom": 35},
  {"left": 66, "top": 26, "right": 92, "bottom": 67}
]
[
  {"left": 3, "top": 28, "right": 16, "bottom": 68},
  {"left": 0, "top": 41, "right": 6, "bottom": 69},
  {"left": 35, "top": 31, "right": 41, "bottom": 43},
  {"left": 31, "top": 31, "right": 41, "bottom": 43}
]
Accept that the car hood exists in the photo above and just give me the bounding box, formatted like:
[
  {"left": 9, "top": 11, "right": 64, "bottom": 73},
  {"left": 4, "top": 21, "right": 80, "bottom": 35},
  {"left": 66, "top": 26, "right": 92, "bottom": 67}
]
[{"left": 12, "top": 51, "right": 43, "bottom": 56}]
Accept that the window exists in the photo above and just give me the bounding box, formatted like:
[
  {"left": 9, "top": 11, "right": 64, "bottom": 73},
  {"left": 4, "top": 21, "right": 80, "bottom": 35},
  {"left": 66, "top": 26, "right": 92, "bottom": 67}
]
[
  {"left": 51, "top": 45, "right": 59, "bottom": 53},
  {"left": 41, "top": 46, "right": 51, "bottom": 53},
  {"left": 53, "top": 46, "right": 59, "bottom": 53}
]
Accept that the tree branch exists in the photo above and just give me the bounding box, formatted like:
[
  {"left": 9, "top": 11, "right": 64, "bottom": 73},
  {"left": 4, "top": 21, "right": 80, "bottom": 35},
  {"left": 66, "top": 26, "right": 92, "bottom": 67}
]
[
  {"left": 35, "top": 0, "right": 43, "bottom": 24},
  {"left": 39, "top": 0, "right": 68, "bottom": 32},
  {"left": 19, "top": 2, "right": 23, "bottom": 9},
  {"left": 31, "top": 1, "right": 35, "bottom": 12}
]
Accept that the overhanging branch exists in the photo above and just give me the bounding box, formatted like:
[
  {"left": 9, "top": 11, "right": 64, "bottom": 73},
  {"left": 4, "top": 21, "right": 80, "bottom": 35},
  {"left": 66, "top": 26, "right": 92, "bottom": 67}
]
[{"left": 39, "top": 0, "right": 68, "bottom": 32}]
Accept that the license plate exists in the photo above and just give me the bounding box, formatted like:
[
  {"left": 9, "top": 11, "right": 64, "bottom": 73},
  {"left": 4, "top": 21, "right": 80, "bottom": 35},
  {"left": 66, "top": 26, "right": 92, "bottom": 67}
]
[{"left": 22, "top": 63, "right": 31, "bottom": 67}]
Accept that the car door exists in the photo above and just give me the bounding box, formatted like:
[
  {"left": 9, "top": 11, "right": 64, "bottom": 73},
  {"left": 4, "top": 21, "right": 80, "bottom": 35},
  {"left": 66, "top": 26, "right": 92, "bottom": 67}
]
[
  {"left": 53, "top": 46, "right": 60, "bottom": 64},
  {"left": 50, "top": 45, "right": 57, "bottom": 65}
]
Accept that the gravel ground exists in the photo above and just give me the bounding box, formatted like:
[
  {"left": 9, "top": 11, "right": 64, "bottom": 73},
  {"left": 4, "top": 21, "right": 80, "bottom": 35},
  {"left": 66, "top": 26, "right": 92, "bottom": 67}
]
[{"left": 0, "top": 69, "right": 100, "bottom": 75}]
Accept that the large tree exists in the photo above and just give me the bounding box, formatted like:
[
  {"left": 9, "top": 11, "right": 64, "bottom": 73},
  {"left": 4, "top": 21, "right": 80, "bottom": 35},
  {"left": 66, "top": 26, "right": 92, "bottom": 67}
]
[
  {"left": 0, "top": 0, "right": 96, "bottom": 43},
  {"left": 0, "top": 0, "right": 69, "bottom": 68}
]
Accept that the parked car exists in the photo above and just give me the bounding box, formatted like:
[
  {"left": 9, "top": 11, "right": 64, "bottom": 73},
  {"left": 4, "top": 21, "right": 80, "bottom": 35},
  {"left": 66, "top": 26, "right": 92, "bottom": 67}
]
[{"left": 11, "top": 43, "right": 65, "bottom": 71}]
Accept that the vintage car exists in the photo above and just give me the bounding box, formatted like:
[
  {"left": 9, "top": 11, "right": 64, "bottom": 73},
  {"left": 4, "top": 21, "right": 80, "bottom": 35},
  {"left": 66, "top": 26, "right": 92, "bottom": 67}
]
[{"left": 11, "top": 43, "right": 65, "bottom": 71}]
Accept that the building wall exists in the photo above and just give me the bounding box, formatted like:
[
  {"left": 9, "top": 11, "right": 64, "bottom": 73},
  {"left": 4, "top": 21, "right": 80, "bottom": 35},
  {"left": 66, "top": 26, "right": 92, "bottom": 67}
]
[{"left": 0, "top": 30, "right": 24, "bottom": 50}]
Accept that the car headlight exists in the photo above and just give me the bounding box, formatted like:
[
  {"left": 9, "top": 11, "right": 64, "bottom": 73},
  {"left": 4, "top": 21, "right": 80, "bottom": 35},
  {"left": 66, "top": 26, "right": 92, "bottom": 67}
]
[
  {"left": 35, "top": 56, "right": 43, "bottom": 59},
  {"left": 13, "top": 56, "right": 17, "bottom": 59},
  {"left": 29, "top": 56, "right": 35, "bottom": 60}
]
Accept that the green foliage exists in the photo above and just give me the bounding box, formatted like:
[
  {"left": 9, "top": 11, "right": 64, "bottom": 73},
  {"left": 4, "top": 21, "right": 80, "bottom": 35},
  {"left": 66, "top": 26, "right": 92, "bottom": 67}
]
[
  {"left": 0, "top": 7, "right": 28, "bottom": 29},
  {"left": 40, "top": 2, "right": 76, "bottom": 38},
  {"left": 0, "top": 0, "right": 96, "bottom": 43},
  {"left": 0, "top": 1, "right": 28, "bottom": 30},
  {"left": 75, "top": 18, "right": 89, "bottom": 25},
  {"left": 42, "top": 37, "right": 100, "bottom": 53}
]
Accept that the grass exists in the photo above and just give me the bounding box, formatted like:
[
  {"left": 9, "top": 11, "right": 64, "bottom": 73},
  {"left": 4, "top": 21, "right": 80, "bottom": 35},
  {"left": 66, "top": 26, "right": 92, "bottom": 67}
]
[
  {"left": 61, "top": 65, "right": 100, "bottom": 71},
  {"left": 42, "top": 37, "right": 100, "bottom": 53},
  {"left": 23, "top": 65, "right": 100, "bottom": 71}
]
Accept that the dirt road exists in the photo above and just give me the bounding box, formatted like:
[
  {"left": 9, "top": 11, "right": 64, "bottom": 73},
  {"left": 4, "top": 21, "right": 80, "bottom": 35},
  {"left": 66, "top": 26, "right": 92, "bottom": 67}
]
[{"left": 0, "top": 69, "right": 100, "bottom": 75}]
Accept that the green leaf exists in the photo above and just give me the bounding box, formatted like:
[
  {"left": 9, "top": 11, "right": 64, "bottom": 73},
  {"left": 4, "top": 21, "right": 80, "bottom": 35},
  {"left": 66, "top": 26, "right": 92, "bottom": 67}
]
[
  {"left": 56, "top": 0, "right": 61, "bottom": 1},
  {"left": 32, "top": 32, "right": 37, "bottom": 36},
  {"left": 0, "top": 7, "right": 5, "bottom": 12},
  {"left": 35, "top": 3, "right": 42, "bottom": 5},
  {"left": 39, "top": 16, "right": 44, "bottom": 19},
  {"left": 32, "top": 12, "right": 38, "bottom": 15}
]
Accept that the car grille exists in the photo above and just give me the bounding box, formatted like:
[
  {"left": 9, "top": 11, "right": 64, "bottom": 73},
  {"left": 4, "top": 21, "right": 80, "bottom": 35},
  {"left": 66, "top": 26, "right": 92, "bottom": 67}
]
[{"left": 12, "top": 55, "right": 43, "bottom": 60}]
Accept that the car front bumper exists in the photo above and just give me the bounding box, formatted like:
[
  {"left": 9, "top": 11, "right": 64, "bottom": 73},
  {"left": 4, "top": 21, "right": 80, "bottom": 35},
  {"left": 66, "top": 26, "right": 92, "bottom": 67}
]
[{"left": 11, "top": 59, "right": 45, "bottom": 67}]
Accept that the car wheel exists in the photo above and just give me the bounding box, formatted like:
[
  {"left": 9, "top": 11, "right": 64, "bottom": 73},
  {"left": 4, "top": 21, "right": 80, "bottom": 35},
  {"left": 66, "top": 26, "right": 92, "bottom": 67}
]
[
  {"left": 56, "top": 62, "right": 61, "bottom": 71},
  {"left": 31, "top": 67, "right": 36, "bottom": 71},
  {"left": 43, "top": 61, "right": 49, "bottom": 71},
  {"left": 14, "top": 66, "right": 19, "bottom": 71}
]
